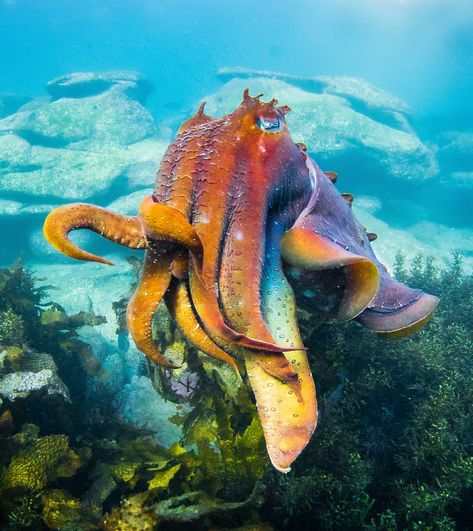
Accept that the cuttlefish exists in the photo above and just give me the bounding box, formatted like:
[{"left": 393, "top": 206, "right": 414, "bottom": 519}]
[{"left": 43, "top": 91, "right": 439, "bottom": 472}]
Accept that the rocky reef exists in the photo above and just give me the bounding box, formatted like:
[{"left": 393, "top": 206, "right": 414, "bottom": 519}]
[{"left": 0, "top": 71, "right": 168, "bottom": 264}]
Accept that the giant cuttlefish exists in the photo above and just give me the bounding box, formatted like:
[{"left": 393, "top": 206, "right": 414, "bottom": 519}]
[{"left": 43, "top": 91, "right": 439, "bottom": 472}]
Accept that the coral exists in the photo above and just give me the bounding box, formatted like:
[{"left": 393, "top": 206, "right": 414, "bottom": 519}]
[
  {"left": 41, "top": 489, "right": 81, "bottom": 529},
  {"left": 0, "top": 434, "right": 82, "bottom": 491},
  {"left": 2, "top": 346, "right": 24, "bottom": 372},
  {"left": 0, "top": 309, "right": 25, "bottom": 346},
  {"left": 102, "top": 492, "right": 157, "bottom": 531},
  {"left": 0, "top": 369, "right": 70, "bottom": 403}
]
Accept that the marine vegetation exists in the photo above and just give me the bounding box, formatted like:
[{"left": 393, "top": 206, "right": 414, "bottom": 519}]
[
  {"left": 0, "top": 254, "right": 471, "bottom": 529},
  {"left": 42, "top": 91, "right": 437, "bottom": 472}
]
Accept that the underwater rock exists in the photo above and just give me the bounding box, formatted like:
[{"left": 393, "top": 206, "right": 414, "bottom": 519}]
[
  {"left": 0, "top": 133, "right": 166, "bottom": 201},
  {"left": 32, "top": 259, "right": 136, "bottom": 347},
  {"left": 0, "top": 369, "right": 70, "bottom": 403},
  {"left": 205, "top": 77, "right": 437, "bottom": 188},
  {"left": 356, "top": 195, "right": 383, "bottom": 215},
  {"left": 117, "top": 375, "right": 183, "bottom": 448},
  {"left": 433, "top": 131, "right": 473, "bottom": 224},
  {"left": 47, "top": 70, "right": 154, "bottom": 104},
  {"left": 354, "top": 206, "right": 473, "bottom": 273},
  {"left": 442, "top": 171, "right": 473, "bottom": 190},
  {"left": 218, "top": 67, "right": 411, "bottom": 130},
  {"left": 0, "top": 198, "right": 53, "bottom": 217},
  {"left": 1, "top": 84, "right": 156, "bottom": 147},
  {"left": 408, "top": 221, "right": 473, "bottom": 271},
  {"left": 436, "top": 131, "right": 473, "bottom": 173},
  {"left": 0, "top": 71, "right": 167, "bottom": 203},
  {"left": 107, "top": 188, "right": 153, "bottom": 216}
]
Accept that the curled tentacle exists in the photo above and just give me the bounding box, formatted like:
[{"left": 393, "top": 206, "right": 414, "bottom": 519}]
[
  {"left": 126, "top": 247, "right": 179, "bottom": 369},
  {"left": 43, "top": 203, "right": 146, "bottom": 265},
  {"left": 139, "top": 196, "right": 203, "bottom": 259}
]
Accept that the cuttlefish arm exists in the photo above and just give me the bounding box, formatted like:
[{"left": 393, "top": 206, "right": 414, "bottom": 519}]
[
  {"left": 281, "top": 158, "right": 439, "bottom": 333},
  {"left": 43, "top": 203, "right": 147, "bottom": 265},
  {"left": 126, "top": 246, "right": 179, "bottom": 369},
  {"left": 247, "top": 220, "right": 317, "bottom": 473}
]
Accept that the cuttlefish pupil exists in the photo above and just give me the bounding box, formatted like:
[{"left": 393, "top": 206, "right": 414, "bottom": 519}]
[{"left": 43, "top": 90, "right": 439, "bottom": 473}]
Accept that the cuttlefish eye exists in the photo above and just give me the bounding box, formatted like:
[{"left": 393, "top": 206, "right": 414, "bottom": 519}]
[{"left": 256, "top": 114, "right": 283, "bottom": 132}]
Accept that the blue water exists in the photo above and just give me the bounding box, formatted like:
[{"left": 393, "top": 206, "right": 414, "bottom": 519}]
[
  {"left": 0, "top": 2, "right": 472, "bottom": 527},
  {"left": 1, "top": 0, "right": 472, "bottom": 128}
]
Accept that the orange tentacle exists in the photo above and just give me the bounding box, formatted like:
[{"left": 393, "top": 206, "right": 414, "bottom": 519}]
[
  {"left": 165, "top": 280, "right": 241, "bottom": 376},
  {"left": 43, "top": 203, "right": 146, "bottom": 265},
  {"left": 139, "top": 195, "right": 297, "bottom": 354},
  {"left": 126, "top": 247, "right": 178, "bottom": 369}
]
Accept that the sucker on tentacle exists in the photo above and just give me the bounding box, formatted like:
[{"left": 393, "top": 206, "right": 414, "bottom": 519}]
[{"left": 43, "top": 203, "right": 146, "bottom": 265}]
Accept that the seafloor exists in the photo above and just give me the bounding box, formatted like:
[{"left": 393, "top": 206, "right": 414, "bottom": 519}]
[{"left": 0, "top": 70, "right": 472, "bottom": 530}]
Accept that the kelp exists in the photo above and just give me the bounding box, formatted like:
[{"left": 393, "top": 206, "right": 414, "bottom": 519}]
[{"left": 0, "top": 254, "right": 471, "bottom": 530}]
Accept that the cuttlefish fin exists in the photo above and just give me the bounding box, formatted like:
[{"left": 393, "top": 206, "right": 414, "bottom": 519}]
[
  {"left": 165, "top": 280, "right": 241, "bottom": 377},
  {"left": 43, "top": 203, "right": 146, "bottom": 265},
  {"left": 126, "top": 247, "right": 179, "bottom": 369},
  {"left": 357, "top": 275, "right": 439, "bottom": 338},
  {"left": 281, "top": 227, "right": 379, "bottom": 320}
]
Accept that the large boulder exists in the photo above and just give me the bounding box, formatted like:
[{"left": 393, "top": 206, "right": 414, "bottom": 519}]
[
  {"left": 436, "top": 131, "right": 473, "bottom": 172},
  {"left": 0, "top": 72, "right": 166, "bottom": 203},
  {"left": 354, "top": 204, "right": 473, "bottom": 273},
  {"left": 46, "top": 71, "right": 154, "bottom": 103},
  {"left": 0, "top": 135, "right": 164, "bottom": 201},
  {"left": 218, "top": 67, "right": 411, "bottom": 131},
  {"left": 1, "top": 84, "right": 157, "bottom": 148},
  {"left": 204, "top": 75, "right": 438, "bottom": 202}
]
